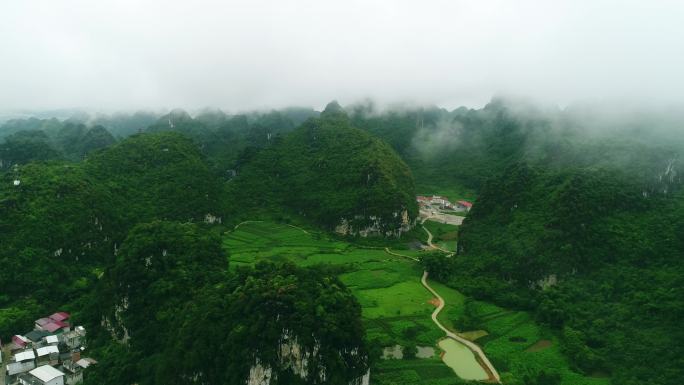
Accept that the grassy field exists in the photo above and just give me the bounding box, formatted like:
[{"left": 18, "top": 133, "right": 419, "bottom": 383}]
[
  {"left": 461, "top": 300, "right": 610, "bottom": 385},
  {"left": 224, "top": 221, "right": 464, "bottom": 384},
  {"left": 423, "top": 220, "right": 460, "bottom": 252},
  {"left": 222, "top": 221, "right": 609, "bottom": 385}
]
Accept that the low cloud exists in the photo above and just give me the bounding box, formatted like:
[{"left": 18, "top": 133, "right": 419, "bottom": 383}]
[{"left": 1, "top": 1, "right": 683, "bottom": 111}]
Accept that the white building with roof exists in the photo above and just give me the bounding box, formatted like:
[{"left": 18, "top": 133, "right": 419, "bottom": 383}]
[
  {"left": 14, "top": 350, "right": 36, "bottom": 362},
  {"left": 22, "top": 365, "right": 65, "bottom": 385},
  {"left": 36, "top": 345, "right": 61, "bottom": 366},
  {"left": 7, "top": 361, "right": 36, "bottom": 376},
  {"left": 44, "top": 335, "right": 59, "bottom": 345},
  {"left": 36, "top": 346, "right": 60, "bottom": 357}
]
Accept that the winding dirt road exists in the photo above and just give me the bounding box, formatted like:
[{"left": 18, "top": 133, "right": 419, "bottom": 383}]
[
  {"left": 421, "top": 271, "right": 501, "bottom": 383},
  {"left": 421, "top": 224, "right": 454, "bottom": 255}
]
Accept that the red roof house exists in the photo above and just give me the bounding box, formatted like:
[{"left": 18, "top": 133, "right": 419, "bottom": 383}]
[
  {"left": 457, "top": 200, "right": 473, "bottom": 209},
  {"left": 44, "top": 320, "right": 69, "bottom": 333},
  {"left": 49, "top": 312, "right": 70, "bottom": 322},
  {"left": 12, "top": 335, "right": 29, "bottom": 348},
  {"left": 35, "top": 317, "right": 51, "bottom": 329}
]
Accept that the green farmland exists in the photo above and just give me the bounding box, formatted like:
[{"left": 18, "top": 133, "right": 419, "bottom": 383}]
[{"left": 223, "top": 221, "right": 609, "bottom": 385}]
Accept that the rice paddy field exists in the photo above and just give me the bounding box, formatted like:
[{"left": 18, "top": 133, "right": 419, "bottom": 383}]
[{"left": 223, "top": 221, "right": 609, "bottom": 385}]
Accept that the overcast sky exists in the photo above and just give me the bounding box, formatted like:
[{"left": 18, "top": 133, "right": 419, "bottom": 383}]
[{"left": 1, "top": 0, "right": 683, "bottom": 112}]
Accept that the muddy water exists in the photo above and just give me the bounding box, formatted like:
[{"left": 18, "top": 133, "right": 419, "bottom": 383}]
[{"left": 438, "top": 338, "right": 488, "bottom": 381}]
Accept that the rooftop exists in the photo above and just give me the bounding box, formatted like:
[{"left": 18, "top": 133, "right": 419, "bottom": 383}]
[
  {"left": 29, "top": 365, "right": 64, "bottom": 382},
  {"left": 35, "top": 318, "right": 51, "bottom": 326},
  {"left": 36, "top": 345, "right": 60, "bottom": 356},
  {"left": 49, "top": 312, "right": 70, "bottom": 322},
  {"left": 43, "top": 320, "right": 67, "bottom": 333},
  {"left": 76, "top": 358, "right": 97, "bottom": 368},
  {"left": 45, "top": 335, "right": 59, "bottom": 344},
  {"left": 14, "top": 350, "right": 36, "bottom": 361},
  {"left": 26, "top": 330, "right": 51, "bottom": 342}
]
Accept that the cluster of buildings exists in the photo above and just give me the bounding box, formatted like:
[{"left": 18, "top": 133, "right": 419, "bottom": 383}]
[
  {"left": 2, "top": 312, "right": 95, "bottom": 385},
  {"left": 416, "top": 195, "right": 472, "bottom": 211}
]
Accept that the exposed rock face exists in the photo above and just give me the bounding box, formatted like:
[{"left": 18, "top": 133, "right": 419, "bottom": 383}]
[
  {"left": 247, "top": 359, "right": 273, "bottom": 385},
  {"left": 334, "top": 209, "right": 414, "bottom": 238},
  {"left": 245, "top": 329, "right": 369, "bottom": 385},
  {"left": 203, "top": 213, "right": 222, "bottom": 224},
  {"left": 533, "top": 274, "right": 558, "bottom": 290}
]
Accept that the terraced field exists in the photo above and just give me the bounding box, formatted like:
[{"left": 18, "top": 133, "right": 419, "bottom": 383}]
[
  {"left": 223, "top": 222, "right": 465, "bottom": 384},
  {"left": 468, "top": 301, "right": 609, "bottom": 385},
  {"left": 222, "top": 221, "right": 610, "bottom": 385}
]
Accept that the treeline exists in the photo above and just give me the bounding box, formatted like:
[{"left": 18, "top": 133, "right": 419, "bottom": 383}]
[{"left": 0, "top": 107, "right": 319, "bottom": 173}]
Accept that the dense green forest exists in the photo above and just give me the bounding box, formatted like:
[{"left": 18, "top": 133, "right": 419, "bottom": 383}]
[
  {"left": 0, "top": 132, "right": 227, "bottom": 337},
  {"left": 0, "top": 107, "right": 400, "bottom": 384},
  {"left": 81, "top": 222, "right": 369, "bottom": 385},
  {"left": 1, "top": 99, "right": 683, "bottom": 384},
  {"left": 408, "top": 100, "right": 684, "bottom": 385},
  {"left": 227, "top": 102, "right": 418, "bottom": 234}
]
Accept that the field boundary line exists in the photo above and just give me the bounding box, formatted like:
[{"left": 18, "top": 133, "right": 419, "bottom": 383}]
[{"left": 384, "top": 247, "right": 419, "bottom": 262}]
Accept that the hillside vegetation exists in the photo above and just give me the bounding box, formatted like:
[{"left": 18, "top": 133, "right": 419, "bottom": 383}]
[
  {"left": 228, "top": 102, "right": 418, "bottom": 235},
  {"left": 0, "top": 132, "right": 226, "bottom": 337},
  {"left": 401, "top": 100, "right": 684, "bottom": 385}
]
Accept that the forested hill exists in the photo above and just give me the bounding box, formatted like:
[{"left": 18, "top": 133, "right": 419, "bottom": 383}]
[
  {"left": 0, "top": 129, "right": 371, "bottom": 385},
  {"left": 349, "top": 99, "right": 684, "bottom": 196},
  {"left": 82, "top": 222, "right": 369, "bottom": 385},
  {"left": 227, "top": 101, "right": 418, "bottom": 236},
  {"left": 0, "top": 122, "right": 116, "bottom": 168},
  {"left": 445, "top": 161, "right": 684, "bottom": 385},
  {"left": 3, "top": 99, "right": 684, "bottom": 384},
  {"left": 0, "top": 132, "right": 226, "bottom": 336},
  {"left": 398, "top": 100, "right": 684, "bottom": 385},
  {"left": 0, "top": 107, "right": 319, "bottom": 172}
]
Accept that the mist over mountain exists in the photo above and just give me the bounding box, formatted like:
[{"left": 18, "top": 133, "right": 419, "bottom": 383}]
[{"left": 2, "top": 1, "right": 684, "bottom": 384}]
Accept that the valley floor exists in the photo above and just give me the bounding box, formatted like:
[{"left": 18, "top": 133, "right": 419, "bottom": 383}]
[{"left": 223, "top": 221, "right": 609, "bottom": 385}]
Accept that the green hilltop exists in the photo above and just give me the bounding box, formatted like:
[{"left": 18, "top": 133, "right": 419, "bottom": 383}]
[{"left": 228, "top": 102, "right": 418, "bottom": 235}]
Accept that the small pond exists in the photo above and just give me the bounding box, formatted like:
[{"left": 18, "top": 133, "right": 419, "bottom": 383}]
[{"left": 438, "top": 338, "right": 488, "bottom": 381}]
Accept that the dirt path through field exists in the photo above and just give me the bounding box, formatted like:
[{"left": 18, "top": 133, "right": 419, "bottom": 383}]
[
  {"left": 421, "top": 224, "right": 454, "bottom": 255},
  {"left": 421, "top": 271, "right": 501, "bottom": 383}
]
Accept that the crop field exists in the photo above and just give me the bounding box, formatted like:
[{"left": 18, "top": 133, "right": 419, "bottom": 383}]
[
  {"left": 222, "top": 221, "right": 606, "bottom": 385},
  {"left": 223, "top": 221, "right": 465, "bottom": 384},
  {"left": 469, "top": 301, "right": 610, "bottom": 385}
]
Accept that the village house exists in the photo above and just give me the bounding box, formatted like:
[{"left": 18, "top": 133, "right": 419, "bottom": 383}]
[
  {"left": 430, "top": 195, "right": 447, "bottom": 206},
  {"left": 61, "top": 327, "right": 85, "bottom": 350},
  {"left": 25, "top": 331, "right": 50, "bottom": 345},
  {"left": 4, "top": 312, "right": 92, "bottom": 385},
  {"left": 35, "top": 346, "right": 60, "bottom": 367},
  {"left": 416, "top": 195, "right": 455, "bottom": 209},
  {"left": 61, "top": 358, "right": 96, "bottom": 385},
  {"left": 11, "top": 335, "right": 30, "bottom": 351},
  {"left": 416, "top": 195, "right": 430, "bottom": 207},
  {"left": 43, "top": 336, "right": 59, "bottom": 346},
  {"left": 18, "top": 365, "right": 65, "bottom": 385},
  {"left": 6, "top": 350, "right": 36, "bottom": 380},
  {"left": 35, "top": 313, "right": 71, "bottom": 334},
  {"left": 456, "top": 200, "right": 473, "bottom": 211}
]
